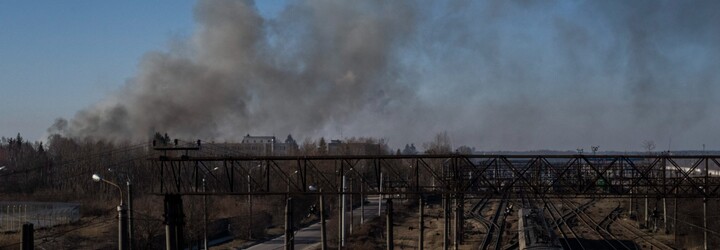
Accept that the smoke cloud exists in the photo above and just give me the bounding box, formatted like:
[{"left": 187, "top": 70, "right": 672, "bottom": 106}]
[{"left": 51, "top": 0, "right": 720, "bottom": 151}]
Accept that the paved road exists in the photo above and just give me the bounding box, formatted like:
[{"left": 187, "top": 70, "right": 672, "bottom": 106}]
[{"left": 246, "top": 196, "right": 383, "bottom": 250}]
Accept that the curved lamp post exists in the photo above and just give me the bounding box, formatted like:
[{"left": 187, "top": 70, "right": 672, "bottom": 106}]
[
  {"left": 92, "top": 174, "right": 128, "bottom": 250},
  {"left": 107, "top": 167, "right": 134, "bottom": 250},
  {"left": 199, "top": 166, "right": 218, "bottom": 250},
  {"left": 287, "top": 170, "right": 299, "bottom": 193}
]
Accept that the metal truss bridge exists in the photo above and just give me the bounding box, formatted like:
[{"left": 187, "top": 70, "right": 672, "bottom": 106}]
[
  {"left": 150, "top": 154, "right": 720, "bottom": 198},
  {"left": 148, "top": 152, "right": 720, "bottom": 250}
]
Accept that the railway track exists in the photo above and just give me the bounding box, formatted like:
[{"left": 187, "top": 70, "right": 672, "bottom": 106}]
[
  {"left": 470, "top": 194, "right": 493, "bottom": 230},
  {"left": 596, "top": 203, "right": 623, "bottom": 237},
  {"left": 541, "top": 196, "right": 592, "bottom": 250},
  {"left": 479, "top": 193, "right": 509, "bottom": 250},
  {"left": 493, "top": 197, "right": 509, "bottom": 250},
  {"left": 474, "top": 193, "right": 674, "bottom": 250},
  {"left": 559, "top": 198, "right": 631, "bottom": 250},
  {"left": 611, "top": 213, "right": 674, "bottom": 250},
  {"left": 556, "top": 197, "right": 673, "bottom": 250}
]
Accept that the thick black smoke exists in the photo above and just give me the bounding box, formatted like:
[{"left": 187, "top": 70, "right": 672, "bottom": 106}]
[{"left": 51, "top": 0, "right": 720, "bottom": 151}]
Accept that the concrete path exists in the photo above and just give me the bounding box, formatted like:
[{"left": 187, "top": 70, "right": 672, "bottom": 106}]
[{"left": 245, "top": 196, "right": 383, "bottom": 250}]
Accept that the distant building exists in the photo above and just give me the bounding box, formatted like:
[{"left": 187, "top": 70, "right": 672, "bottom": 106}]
[
  {"left": 238, "top": 134, "right": 298, "bottom": 156},
  {"left": 327, "top": 139, "right": 383, "bottom": 155},
  {"left": 207, "top": 134, "right": 298, "bottom": 156},
  {"left": 275, "top": 135, "right": 299, "bottom": 156}
]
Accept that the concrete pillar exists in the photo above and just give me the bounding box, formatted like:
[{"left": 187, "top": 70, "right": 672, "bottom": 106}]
[
  {"left": 386, "top": 199, "right": 393, "bottom": 250},
  {"left": 663, "top": 197, "right": 668, "bottom": 234},
  {"left": 643, "top": 195, "right": 650, "bottom": 228},
  {"left": 419, "top": 197, "right": 424, "bottom": 250},
  {"left": 21, "top": 223, "right": 33, "bottom": 250},
  {"left": 118, "top": 205, "right": 129, "bottom": 250},
  {"left": 164, "top": 194, "right": 184, "bottom": 250},
  {"left": 203, "top": 179, "right": 208, "bottom": 250},
  {"left": 320, "top": 192, "right": 327, "bottom": 250},
  {"left": 285, "top": 197, "right": 294, "bottom": 250},
  {"left": 361, "top": 184, "right": 365, "bottom": 224},
  {"left": 127, "top": 182, "right": 134, "bottom": 250},
  {"left": 674, "top": 194, "right": 678, "bottom": 244},
  {"left": 341, "top": 175, "right": 346, "bottom": 247},
  {"left": 703, "top": 198, "right": 707, "bottom": 250},
  {"left": 443, "top": 194, "right": 449, "bottom": 250}
]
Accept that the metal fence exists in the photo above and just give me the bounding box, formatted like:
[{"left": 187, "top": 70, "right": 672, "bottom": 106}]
[{"left": 0, "top": 202, "right": 80, "bottom": 232}]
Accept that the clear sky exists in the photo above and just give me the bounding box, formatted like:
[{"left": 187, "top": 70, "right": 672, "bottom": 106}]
[{"left": 0, "top": 0, "right": 285, "bottom": 141}]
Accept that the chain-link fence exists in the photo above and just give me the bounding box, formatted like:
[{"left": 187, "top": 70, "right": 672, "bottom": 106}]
[{"left": 0, "top": 202, "right": 80, "bottom": 232}]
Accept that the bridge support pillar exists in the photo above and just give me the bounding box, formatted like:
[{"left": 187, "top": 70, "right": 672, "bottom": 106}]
[
  {"left": 443, "top": 194, "right": 449, "bottom": 250},
  {"left": 386, "top": 199, "right": 393, "bottom": 250},
  {"left": 285, "top": 197, "right": 294, "bottom": 250},
  {"left": 319, "top": 189, "right": 327, "bottom": 250},
  {"left": 643, "top": 195, "right": 650, "bottom": 228},
  {"left": 320, "top": 191, "right": 327, "bottom": 250},
  {"left": 418, "top": 197, "right": 424, "bottom": 250},
  {"left": 164, "top": 194, "right": 185, "bottom": 250},
  {"left": 454, "top": 195, "right": 464, "bottom": 248},
  {"left": 674, "top": 195, "right": 678, "bottom": 244},
  {"left": 21, "top": 223, "right": 33, "bottom": 250},
  {"left": 703, "top": 197, "right": 707, "bottom": 250},
  {"left": 663, "top": 197, "right": 668, "bottom": 234}
]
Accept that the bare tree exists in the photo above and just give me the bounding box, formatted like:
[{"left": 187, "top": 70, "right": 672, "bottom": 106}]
[
  {"left": 423, "top": 131, "right": 452, "bottom": 154},
  {"left": 455, "top": 145, "right": 475, "bottom": 154},
  {"left": 642, "top": 140, "right": 656, "bottom": 153}
]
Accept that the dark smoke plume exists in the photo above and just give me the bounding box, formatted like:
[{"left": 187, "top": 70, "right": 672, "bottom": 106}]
[{"left": 52, "top": 0, "right": 720, "bottom": 151}]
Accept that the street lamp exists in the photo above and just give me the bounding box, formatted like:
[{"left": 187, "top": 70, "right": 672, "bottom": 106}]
[
  {"left": 247, "top": 163, "right": 263, "bottom": 240},
  {"left": 107, "top": 167, "right": 134, "bottom": 250},
  {"left": 287, "top": 170, "right": 299, "bottom": 193},
  {"left": 199, "top": 166, "right": 218, "bottom": 250},
  {"left": 92, "top": 174, "right": 128, "bottom": 250},
  {"left": 341, "top": 168, "right": 354, "bottom": 247}
]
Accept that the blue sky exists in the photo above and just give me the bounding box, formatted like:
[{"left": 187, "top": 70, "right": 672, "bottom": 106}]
[
  {"left": 1, "top": 1, "right": 718, "bottom": 151},
  {"left": 0, "top": 0, "right": 285, "bottom": 141}
]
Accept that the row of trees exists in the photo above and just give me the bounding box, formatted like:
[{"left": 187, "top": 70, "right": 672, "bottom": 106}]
[
  {"left": 0, "top": 131, "right": 481, "bottom": 196},
  {"left": 0, "top": 131, "right": 472, "bottom": 248}
]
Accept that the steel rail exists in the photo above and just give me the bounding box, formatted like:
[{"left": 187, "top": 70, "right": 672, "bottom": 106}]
[
  {"left": 479, "top": 193, "right": 508, "bottom": 250},
  {"left": 560, "top": 198, "right": 632, "bottom": 250}
]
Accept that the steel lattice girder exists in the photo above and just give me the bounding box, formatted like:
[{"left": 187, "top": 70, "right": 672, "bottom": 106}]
[{"left": 149, "top": 154, "right": 720, "bottom": 198}]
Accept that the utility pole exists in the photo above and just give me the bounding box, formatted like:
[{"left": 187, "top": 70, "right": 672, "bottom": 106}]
[
  {"left": 360, "top": 184, "right": 364, "bottom": 224},
  {"left": 350, "top": 177, "right": 354, "bottom": 235},
  {"left": 248, "top": 174, "right": 252, "bottom": 240},
  {"left": 663, "top": 197, "right": 668, "bottom": 234},
  {"left": 455, "top": 195, "right": 464, "bottom": 246},
  {"left": 704, "top": 197, "right": 708, "bottom": 250},
  {"left": 443, "top": 194, "right": 449, "bottom": 250},
  {"left": 386, "top": 199, "right": 393, "bottom": 250},
  {"left": 203, "top": 178, "right": 208, "bottom": 250},
  {"left": 341, "top": 174, "right": 346, "bottom": 247},
  {"left": 127, "top": 181, "right": 134, "bottom": 250},
  {"left": 338, "top": 183, "right": 342, "bottom": 250},
  {"left": 644, "top": 195, "right": 650, "bottom": 228},
  {"left": 285, "top": 197, "right": 294, "bottom": 250},
  {"left": 704, "top": 157, "right": 709, "bottom": 250},
  {"left": 320, "top": 190, "right": 327, "bottom": 250},
  {"left": 378, "top": 172, "right": 383, "bottom": 216},
  {"left": 418, "top": 197, "right": 424, "bottom": 250},
  {"left": 674, "top": 189, "right": 678, "bottom": 244}
]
